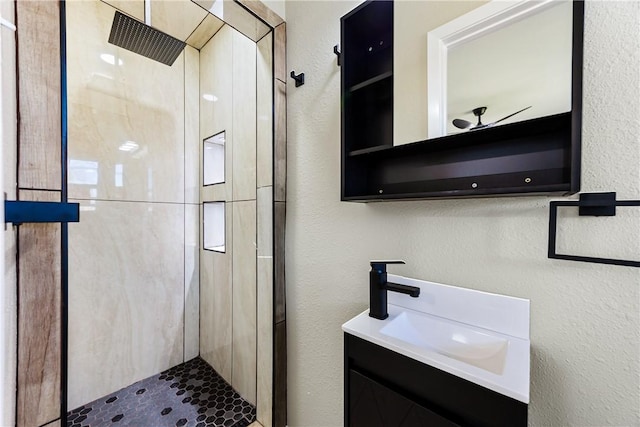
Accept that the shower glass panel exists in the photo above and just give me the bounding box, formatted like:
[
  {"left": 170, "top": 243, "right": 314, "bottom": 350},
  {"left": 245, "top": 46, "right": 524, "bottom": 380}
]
[
  {"left": 65, "top": 0, "right": 276, "bottom": 425},
  {"left": 66, "top": 0, "right": 194, "bottom": 412}
]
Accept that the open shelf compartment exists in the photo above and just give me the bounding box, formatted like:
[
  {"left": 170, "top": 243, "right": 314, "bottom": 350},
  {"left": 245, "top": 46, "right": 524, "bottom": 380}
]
[
  {"left": 203, "top": 201, "right": 225, "bottom": 252},
  {"left": 203, "top": 131, "right": 226, "bottom": 186}
]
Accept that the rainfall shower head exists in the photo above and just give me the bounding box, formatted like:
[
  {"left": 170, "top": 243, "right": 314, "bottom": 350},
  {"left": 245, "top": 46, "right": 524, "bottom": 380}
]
[{"left": 108, "top": 11, "right": 186, "bottom": 66}]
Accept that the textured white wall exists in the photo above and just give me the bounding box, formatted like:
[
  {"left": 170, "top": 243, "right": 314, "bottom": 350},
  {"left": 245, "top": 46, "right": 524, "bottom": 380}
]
[{"left": 285, "top": 1, "right": 640, "bottom": 426}]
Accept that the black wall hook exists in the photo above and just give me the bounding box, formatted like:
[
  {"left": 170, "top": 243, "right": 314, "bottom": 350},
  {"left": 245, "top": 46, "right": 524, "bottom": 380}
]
[
  {"left": 333, "top": 45, "right": 341, "bottom": 66},
  {"left": 290, "top": 71, "right": 305, "bottom": 87}
]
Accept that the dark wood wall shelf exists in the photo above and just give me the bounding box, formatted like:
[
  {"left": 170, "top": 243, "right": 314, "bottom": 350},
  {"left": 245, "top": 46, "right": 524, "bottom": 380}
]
[
  {"left": 349, "top": 144, "right": 393, "bottom": 157},
  {"left": 341, "top": 0, "right": 393, "bottom": 178},
  {"left": 348, "top": 71, "right": 392, "bottom": 93},
  {"left": 340, "top": 0, "right": 584, "bottom": 202}
]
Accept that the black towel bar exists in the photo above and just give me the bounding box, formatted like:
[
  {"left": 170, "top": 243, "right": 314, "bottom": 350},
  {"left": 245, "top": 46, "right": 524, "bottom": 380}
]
[{"left": 548, "top": 192, "right": 639, "bottom": 267}]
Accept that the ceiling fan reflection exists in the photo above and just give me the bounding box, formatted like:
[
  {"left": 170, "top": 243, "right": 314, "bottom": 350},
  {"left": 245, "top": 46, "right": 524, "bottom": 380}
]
[{"left": 452, "top": 106, "right": 532, "bottom": 131}]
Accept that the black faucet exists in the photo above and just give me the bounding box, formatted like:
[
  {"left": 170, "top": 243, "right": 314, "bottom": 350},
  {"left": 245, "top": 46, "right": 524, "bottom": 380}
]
[{"left": 369, "top": 261, "right": 420, "bottom": 320}]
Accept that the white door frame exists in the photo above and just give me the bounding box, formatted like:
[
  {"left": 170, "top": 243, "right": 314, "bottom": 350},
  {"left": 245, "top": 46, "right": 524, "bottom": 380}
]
[{"left": 426, "top": 0, "right": 557, "bottom": 138}]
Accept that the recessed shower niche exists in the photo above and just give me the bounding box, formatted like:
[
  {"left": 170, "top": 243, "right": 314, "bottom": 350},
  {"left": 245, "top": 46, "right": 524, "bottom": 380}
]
[
  {"left": 204, "top": 131, "right": 226, "bottom": 186},
  {"left": 203, "top": 201, "right": 225, "bottom": 252}
]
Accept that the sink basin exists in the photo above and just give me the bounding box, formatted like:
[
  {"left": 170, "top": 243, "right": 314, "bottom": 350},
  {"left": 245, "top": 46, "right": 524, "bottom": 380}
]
[
  {"left": 380, "top": 310, "right": 508, "bottom": 374},
  {"left": 342, "top": 274, "right": 530, "bottom": 403}
]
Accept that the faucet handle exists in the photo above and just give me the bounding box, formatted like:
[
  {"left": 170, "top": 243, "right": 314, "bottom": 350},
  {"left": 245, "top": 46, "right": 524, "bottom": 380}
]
[{"left": 370, "top": 260, "right": 405, "bottom": 272}]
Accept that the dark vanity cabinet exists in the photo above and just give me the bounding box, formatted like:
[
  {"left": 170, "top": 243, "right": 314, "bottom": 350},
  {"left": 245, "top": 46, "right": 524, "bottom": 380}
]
[
  {"left": 345, "top": 334, "right": 528, "bottom": 427},
  {"left": 349, "top": 369, "right": 459, "bottom": 426},
  {"left": 340, "top": 0, "right": 584, "bottom": 201}
]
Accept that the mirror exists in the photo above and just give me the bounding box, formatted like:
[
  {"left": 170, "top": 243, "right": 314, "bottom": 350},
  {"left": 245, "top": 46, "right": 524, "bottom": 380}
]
[{"left": 393, "top": 0, "right": 575, "bottom": 145}]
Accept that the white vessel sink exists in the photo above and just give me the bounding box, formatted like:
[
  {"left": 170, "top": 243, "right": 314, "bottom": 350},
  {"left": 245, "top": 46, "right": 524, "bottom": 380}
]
[{"left": 342, "top": 274, "right": 530, "bottom": 403}]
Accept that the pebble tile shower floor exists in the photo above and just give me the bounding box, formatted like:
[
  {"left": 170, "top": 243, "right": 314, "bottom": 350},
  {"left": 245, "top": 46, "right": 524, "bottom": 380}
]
[{"left": 67, "top": 357, "right": 256, "bottom": 427}]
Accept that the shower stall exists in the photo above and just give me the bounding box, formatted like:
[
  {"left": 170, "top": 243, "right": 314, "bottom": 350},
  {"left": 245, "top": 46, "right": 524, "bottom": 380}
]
[{"left": 2, "top": 0, "right": 287, "bottom": 426}]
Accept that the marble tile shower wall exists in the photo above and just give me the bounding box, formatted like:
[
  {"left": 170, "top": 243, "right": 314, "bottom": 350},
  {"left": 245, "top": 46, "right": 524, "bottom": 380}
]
[
  {"left": 199, "top": 23, "right": 274, "bottom": 420},
  {"left": 256, "top": 32, "right": 275, "bottom": 427},
  {"left": 66, "top": 0, "right": 199, "bottom": 410}
]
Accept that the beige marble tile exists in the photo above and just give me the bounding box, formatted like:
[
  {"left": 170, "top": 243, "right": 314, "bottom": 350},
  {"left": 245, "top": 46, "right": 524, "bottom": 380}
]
[
  {"left": 236, "top": 0, "right": 284, "bottom": 28},
  {"left": 2, "top": 225, "right": 17, "bottom": 427},
  {"left": 200, "top": 202, "right": 233, "bottom": 384},
  {"left": 2, "top": 24, "right": 17, "bottom": 199},
  {"left": 185, "top": 46, "right": 200, "bottom": 204},
  {"left": 274, "top": 201, "right": 285, "bottom": 323},
  {"left": 66, "top": 0, "right": 185, "bottom": 203},
  {"left": 1, "top": 0, "right": 14, "bottom": 25},
  {"left": 68, "top": 199, "right": 185, "bottom": 409},
  {"left": 68, "top": 0, "right": 185, "bottom": 108},
  {"left": 274, "top": 23, "right": 286, "bottom": 83},
  {"left": 17, "top": 0, "right": 61, "bottom": 190},
  {"left": 232, "top": 31, "right": 257, "bottom": 201},
  {"left": 186, "top": 13, "right": 224, "bottom": 50},
  {"left": 273, "top": 24, "right": 287, "bottom": 202},
  {"left": 256, "top": 257, "right": 273, "bottom": 427},
  {"left": 257, "top": 186, "right": 272, "bottom": 257},
  {"left": 232, "top": 200, "right": 257, "bottom": 404},
  {"left": 100, "top": 0, "right": 144, "bottom": 21},
  {"left": 193, "top": 0, "right": 270, "bottom": 42},
  {"left": 184, "top": 204, "right": 200, "bottom": 361},
  {"left": 202, "top": 183, "right": 228, "bottom": 203},
  {"left": 257, "top": 32, "right": 273, "bottom": 189},
  {"left": 274, "top": 80, "right": 286, "bottom": 202},
  {"left": 200, "top": 25, "right": 233, "bottom": 202},
  {"left": 42, "top": 419, "right": 61, "bottom": 427},
  {"left": 150, "top": 0, "right": 208, "bottom": 41}
]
